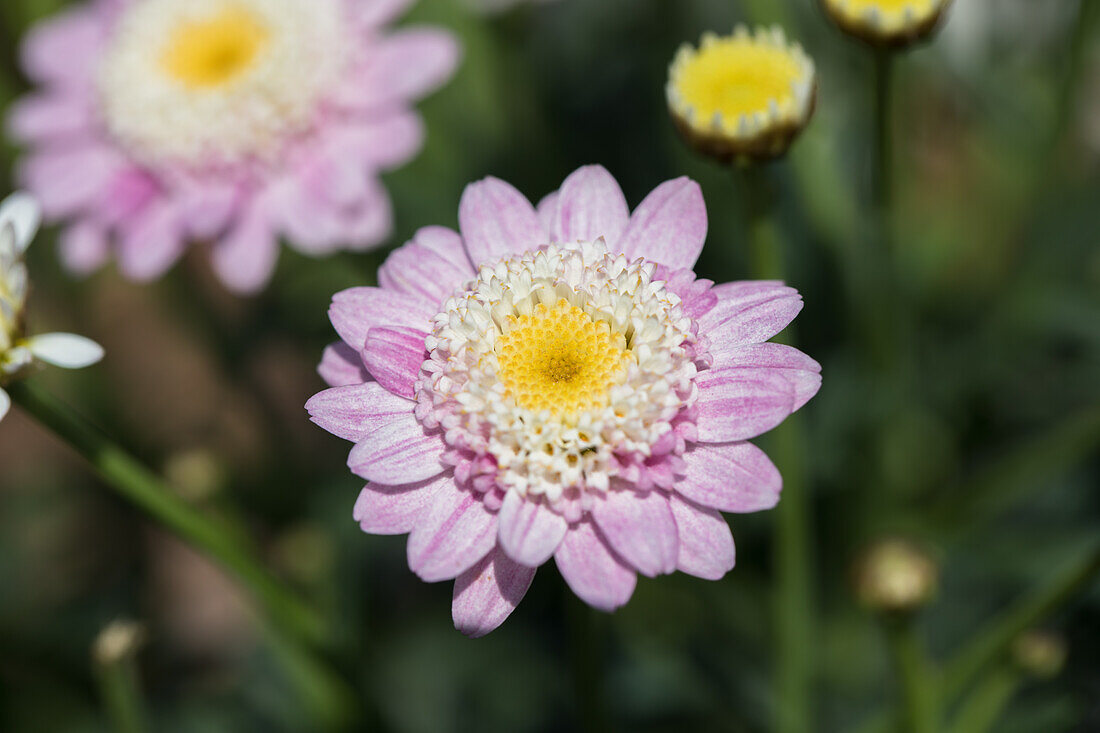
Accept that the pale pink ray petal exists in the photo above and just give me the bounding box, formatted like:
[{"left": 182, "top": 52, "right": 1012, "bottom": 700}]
[
  {"left": 306, "top": 381, "right": 412, "bottom": 442},
  {"left": 58, "top": 221, "right": 109, "bottom": 275},
  {"left": 536, "top": 191, "right": 559, "bottom": 234},
  {"left": 669, "top": 494, "right": 736, "bottom": 580},
  {"left": 378, "top": 229, "right": 475, "bottom": 306},
  {"left": 117, "top": 200, "right": 186, "bottom": 281},
  {"left": 591, "top": 487, "right": 679, "bottom": 577},
  {"left": 459, "top": 176, "right": 549, "bottom": 266},
  {"left": 709, "top": 342, "right": 822, "bottom": 410},
  {"left": 363, "top": 326, "right": 427, "bottom": 399},
  {"left": 348, "top": 415, "right": 445, "bottom": 484},
  {"left": 210, "top": 203, "right": 280, "bottom": 295},
  {"left": 407, "top": 479, "right": 498, "bottom": 582},
  {"left": 694, "top": 369, "right": 797, "bottom": 442},
  {"left": 678, "top": 441, "right": 782, "bottom": 513},
  {"left": 8, "top": 92, "right": 93, "bottom": 143},
  {"left": 554, "top": 521, "right": 637, "bottom": 611},
  {"left": 700, "top": 281, "right": 803, "bottom": 346},
  {"left": 551, "top": 165, "right": 629, "bottom": 246},
  {"left": 616, "top": 177, "right": 707, "bottom": 269},
  {"left": 497, "top": 491, "right": 568, "bottom": 567},
  {"left": 353, "top": 475, "right": 442, "bottom": 535},
  {"left": 452, "top": 546, "right": 537, "bottom": 638},
  {"left": 409, "top": 226, "right": 472, "bottom": 273},
  {"left": 358, "top": 29, "right": 461, "bottom": 105},
  {"left": 21, "top": 7, "right": 104, "bottom": 86},
  {"left": 318, "top": 342, "right": 370, "bottom": 387},
  {"left": 352, "top": 0, "right": 415, "bottom": 28},
  {"left": 329, "top": 286, "right": 435, "bottom": 352}
]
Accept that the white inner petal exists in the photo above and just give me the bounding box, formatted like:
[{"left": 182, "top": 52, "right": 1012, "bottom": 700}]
[{"left": 97, "top": 0, "right": 346, "bottom": 168}]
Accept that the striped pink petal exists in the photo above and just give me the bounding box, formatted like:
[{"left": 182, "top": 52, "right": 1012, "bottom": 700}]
[
  {"left": 452, "top": 547, "right": 536, "bottom": 638},
  {"left": 407, "top": 479, "right": 497, "bottom": 582}
]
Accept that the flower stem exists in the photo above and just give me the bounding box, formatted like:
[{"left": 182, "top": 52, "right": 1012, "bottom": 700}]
[
  {"left": 883, "top": 616, "right": 939, "bottom": 733},
  {"left": 944, "top": 667, "right": 1020, "bottom": 733},
  {"left": 941, "top": 543, "right": 1100, "bottom": 700},
  {"left": 93, "top": 625, "right": 149, "bottom": 733},
  {"left": 738, "top": 166, "right": 814, "bottom": 733},
  {"left": 7, "top": 381, "right": 330, "bottom": 649}
]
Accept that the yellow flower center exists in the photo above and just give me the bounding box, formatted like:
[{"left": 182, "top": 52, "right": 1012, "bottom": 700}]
[
  {"left": 161, "top": 6, "right": 269, "bottom": 88},
  {"left": 837, "top": 0, "right": 935, "bottom": 12},
  {"left": 673, "top": 36, "right": 802, "bottom": 122},
  {"left": 496, "top": 299, "right": 632, "bottom": 417}
]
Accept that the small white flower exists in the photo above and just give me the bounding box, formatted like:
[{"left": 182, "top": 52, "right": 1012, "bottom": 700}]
[{"left": 0, "top": 192, "right": 104, "bottom": 422}]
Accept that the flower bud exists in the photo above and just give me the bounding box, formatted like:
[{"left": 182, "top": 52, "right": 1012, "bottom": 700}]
[
  {"left": 1012, "top": 630, "right": 1067, "bottom": 679},
  {"left": 667, "top": 25, "right": 816, "bottom": 164},
  {"left": 93, "top": 620, "right": 146, "bottom": 667},
  {"left": 821, "top": 0, "right": 953, "bottom": 49},
  {"left": 853, "top": 539, "right": 938, "bottom": 613}
]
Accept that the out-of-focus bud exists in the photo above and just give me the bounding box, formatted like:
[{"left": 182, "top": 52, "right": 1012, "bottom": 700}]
[
  {"left": 667, "top": 25, "right": 816, "bottom": 164},
  {"left": 93, "top": 619, "right": 146, "bottom": 667},
  {"left": 1012, "top": 630, "right": 1067, "bottom": 679},
  {"left": 820, "top": 0, "right": 953, "bottom": 49},
  {"left": 853, "top": 538, "right": 938, "bottom": 613},
  {"left": 164, "top": 448, "right": 226, "bottom": 502}
]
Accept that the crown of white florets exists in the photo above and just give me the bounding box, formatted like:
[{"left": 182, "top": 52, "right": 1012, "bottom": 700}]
[{"left": 415, "top": 241, "right": 702, "bottom": 511}]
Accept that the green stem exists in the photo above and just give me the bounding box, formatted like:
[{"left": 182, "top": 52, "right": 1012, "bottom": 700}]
[
  {"left": 945, "top": 667, "right": 1021, "bottom": 733},
  {"left": 739, "top": 167, "right": 814, "bottom": 733},
  {"left": 883, "top": 617, "right": 938, "bottom": 733},
  {"left": 94, "top": 629, "right": 149, "bottom": 733},
  {"left": 855, "top": 543, "right": 1100, "bottom": 733},
  {"left": 941, "top": 543, "right": 1100, "bottom": 700},
  {"left": 873, "top": 50, "right": 893, "bottom": 233},
  {"left": 7, "top": 381, "right": 329, "bottom": 650}
]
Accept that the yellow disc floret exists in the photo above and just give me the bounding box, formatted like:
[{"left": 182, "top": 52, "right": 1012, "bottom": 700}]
[
  {"left": 496, "top": 299, "right": 631, "bottom": 417},
  {"left": 667, "top": 26, "right": 816, "bottom": 163},
  {"left": 161, "top": 5, "right": 270, "bottom": 88}
]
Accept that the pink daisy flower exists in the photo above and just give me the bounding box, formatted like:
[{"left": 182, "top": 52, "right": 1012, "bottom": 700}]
[
  {"left": 9, "top": 0, "right": 460, "bottom": 293},
  {"left": 307, "top": 165, "right": 821, "bottom": 637}
]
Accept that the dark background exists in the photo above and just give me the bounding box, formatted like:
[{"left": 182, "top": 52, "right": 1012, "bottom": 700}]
[{"left": 1, "top": 0, "right": 1098, "bottom": 731}]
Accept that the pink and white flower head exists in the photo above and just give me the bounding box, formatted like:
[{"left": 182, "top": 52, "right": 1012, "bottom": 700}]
[
  {"left": 9, "top": 0, "right": 460, "bottom": 293},
  {"left": 307, "top": 165, "right": 821, "bottom": 636},
  {"left": 1, "top": 193, "right": 104, "bottom": 422}
]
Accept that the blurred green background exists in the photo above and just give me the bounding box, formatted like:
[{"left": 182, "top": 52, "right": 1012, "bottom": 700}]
[{"left": 1, "top": 0, "right": 1098, "bottom": 731}]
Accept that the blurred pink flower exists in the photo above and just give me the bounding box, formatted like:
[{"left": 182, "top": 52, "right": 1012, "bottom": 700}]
[
  {"left": 307, "top": 165, "right": 821, "bottom": 636},
  {"left": 9, "top": 0, "right": 460, "bottom": 293}
]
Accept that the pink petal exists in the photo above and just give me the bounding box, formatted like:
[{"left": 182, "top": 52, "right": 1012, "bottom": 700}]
[
  {"left": 591, "top": 487, "right": 678, "bottom": 577},
  {"left": 377, "top": 228, "right": 475, "bottom": 306},
  {"left": 117, "top": 201, "right": 186, "bottom": 281},
  {"left": 459, "top": 177, "right": 548, "bottom": 267},
  {"left": 353, "top": 475, "right": 441, "bottom": 535},
  {"left": 318, "top": 342, "right": 370, "bottom": 387},
  {"left": 348, "top": 413, "right": 444, "bottom": 484},
  {"left": 328, "top": 286, "right": 435, "bottom": 351},
  {"left": 669, "top": 495, "right": 736, "bottom": 580},
  {"left": 407, "top": 479, "right": 497, "bottom": 582},
  {"left": 363, "top": 326, "right": 426, "bottom": 399},
  {"left": 306, "top": 381, "right": 413, "bottom": 442},
  {"left": 551, "top": 165, "right": 629, "bottom": 245},
  {"left": 709, "top": 343, "right": 821, "bottom": 411},
  {"left": 211, "top": 203, "right": 280, "bottom": 294},
  {"left": 21, "top": 145, "right": 124, "bottom": 218},
  {"left": 359, "top": 29, "right": 460, "bottom": 105},
  {"left": 616, "top": 177, "right": 707, "bottom": 269},
  {"left": 410, "top": 226, "right": 472, "bottom": 273},
  {"left": 554, "top": 521, "right": 637, "bottom": 611},
  {"left": 677, "top": 442, "right": 781, "bottom": 513},
  {"left": 452, "top": 546, "right": 536, "bottom": 638},
  {"left": 497, "top": 491, "right": 568, "bottom": 567},
  {"left": 329, "top": 113, "right": 425, "bottom": 171},
  {"left": 21, "top": 8, "right": 104, "bottom": 86},
  {"left": 536, "top": 192, "right": 559, "bottom": 233},
  {"left": 58, "top": 221, "right": 108, "bottom": 275},
  {"left": 694, "top": 369, "right": 796, "bottom": 442},
  {"left": 8, "top": 92, "right": 93, "bottom": 143},
  {"left": 337, "top": 178, "right": 394, "bottom": 251},
  {"left": 700, "top": 281, "right": 803, "bottom": 346}
]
